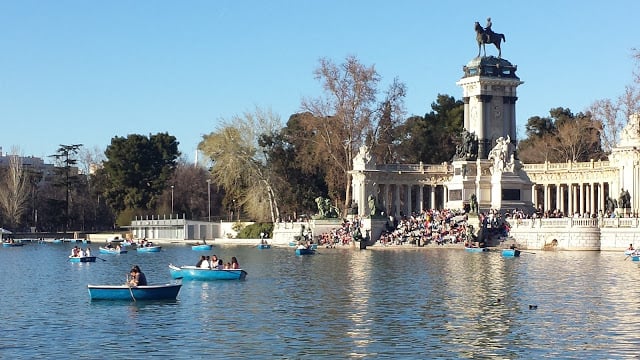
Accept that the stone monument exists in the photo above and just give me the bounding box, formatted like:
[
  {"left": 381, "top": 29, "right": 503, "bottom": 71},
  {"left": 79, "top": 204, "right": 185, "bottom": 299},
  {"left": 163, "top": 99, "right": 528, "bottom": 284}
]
[{"left": 448, "top": 19, "right": 533, "bottom": 213}]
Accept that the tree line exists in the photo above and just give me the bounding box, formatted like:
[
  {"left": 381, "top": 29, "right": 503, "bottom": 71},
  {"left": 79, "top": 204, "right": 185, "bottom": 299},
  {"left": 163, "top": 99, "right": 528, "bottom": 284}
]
[{"left": 1, "top": 52, "right": 638, "bottom": 231}]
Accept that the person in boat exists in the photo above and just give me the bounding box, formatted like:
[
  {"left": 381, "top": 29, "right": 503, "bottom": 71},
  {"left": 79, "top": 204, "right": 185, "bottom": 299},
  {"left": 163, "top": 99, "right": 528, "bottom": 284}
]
[
  {"left": 200, "top": 256, "right": 211, "bottom": 269},
  {"left": 231, "top": 257, "right": 240, "bottom": 269},
  {"left": 628, "top": 244, "right": 635, "bottom": 251},
  {"left": 216, "top": 259, "right": 224, "bottom": 270},
  {"left": 196, "top": 255, "right": 206, "bottom": 267},
  {"left": 85, "top": 247, "right": 92, "bottom": 257},
  {"left": 128, "top": 265, "right": 147, "bottom": 286},
  {"left": 71, "top": 246, "right": 80, "bottom": 257},
  {"left": 210, "top": 255, "right": 219, "bottom": 268},
  {"left": 509, "top": 244, "right": 517, "bottom": 250}
]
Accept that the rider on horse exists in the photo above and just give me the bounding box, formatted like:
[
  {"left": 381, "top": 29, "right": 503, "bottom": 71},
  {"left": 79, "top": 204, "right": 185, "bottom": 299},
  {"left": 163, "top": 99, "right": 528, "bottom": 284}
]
[{"left": 484, "top": 17, "right": 494, "bottom": 42}]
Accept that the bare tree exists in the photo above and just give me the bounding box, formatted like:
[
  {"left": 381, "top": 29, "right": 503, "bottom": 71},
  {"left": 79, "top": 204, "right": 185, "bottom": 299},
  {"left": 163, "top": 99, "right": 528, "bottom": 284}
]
[
  {"left": 0, "top": 147, "right": 30, "bottom": 229},
  {"left": 590, "top": 49, "right": 640, "bottom": 152},
  {"left": 198, "top": 107, "right": 282, "bottom": 222},
  {"left": 301, "top": 55, "right": 405, "bottom": 213}
]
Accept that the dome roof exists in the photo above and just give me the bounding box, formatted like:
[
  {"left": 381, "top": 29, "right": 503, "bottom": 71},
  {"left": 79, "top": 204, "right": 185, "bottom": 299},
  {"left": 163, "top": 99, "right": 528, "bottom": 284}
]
[{"left": 462, "top": 56, "right": 519, "bottom": 79}]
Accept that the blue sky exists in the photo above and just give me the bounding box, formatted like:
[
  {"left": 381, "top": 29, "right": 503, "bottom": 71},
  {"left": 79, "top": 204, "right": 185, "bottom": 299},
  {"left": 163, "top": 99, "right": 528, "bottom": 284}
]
[{"left": 1, "top": 1, "right": 638, "bottom": 163}]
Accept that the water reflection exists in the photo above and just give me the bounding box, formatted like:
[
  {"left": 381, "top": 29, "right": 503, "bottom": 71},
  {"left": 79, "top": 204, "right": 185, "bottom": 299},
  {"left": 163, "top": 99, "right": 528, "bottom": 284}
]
[{"left": 1, "top": 243, "right": 640, "bottom": 358}]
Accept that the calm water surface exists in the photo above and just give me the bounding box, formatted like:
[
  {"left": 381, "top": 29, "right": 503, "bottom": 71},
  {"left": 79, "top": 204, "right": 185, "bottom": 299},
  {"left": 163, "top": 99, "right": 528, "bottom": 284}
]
[{"left": 0, "top": 242, "right": 639, "bottom": 359}]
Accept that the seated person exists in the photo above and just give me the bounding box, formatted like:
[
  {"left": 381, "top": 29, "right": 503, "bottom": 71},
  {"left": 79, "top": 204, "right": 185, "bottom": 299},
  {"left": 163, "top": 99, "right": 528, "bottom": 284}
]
[{"left": 128, "top": 265, "right": 147, "bottom": 286}]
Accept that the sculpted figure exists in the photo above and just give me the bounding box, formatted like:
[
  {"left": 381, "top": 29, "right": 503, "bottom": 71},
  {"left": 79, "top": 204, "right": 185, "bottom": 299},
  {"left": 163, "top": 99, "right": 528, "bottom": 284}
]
[{"left": 475, "top": 18, "right": 506, "bottom": 58}]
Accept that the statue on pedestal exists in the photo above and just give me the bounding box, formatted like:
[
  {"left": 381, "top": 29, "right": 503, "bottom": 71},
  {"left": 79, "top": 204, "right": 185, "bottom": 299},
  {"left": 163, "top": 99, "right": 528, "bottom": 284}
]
[
  {"left": 469, "top": 193, "right": 478, "bottom": 214},
  {"left": 474, "top": 17, "right": 506, "bottom": 58},
  {"left": 488, "top": 135, "right": 515, "bottom": 174},
  {"left": 453, "top": 129, "right": 478, "bottom": 161},
  {"left": 368, "top": 194, "right": 385, "bottom": 218}
]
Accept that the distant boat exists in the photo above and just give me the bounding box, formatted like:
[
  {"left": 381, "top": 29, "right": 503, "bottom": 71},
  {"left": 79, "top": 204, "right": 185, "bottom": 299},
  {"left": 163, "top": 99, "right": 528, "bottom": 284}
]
[
  {"left": 137, "top": 246, "right": 162, "bottom": 253},
  {"left": 295, "top": 247, "right": 315, "bottom": 256},
  {"left": 288, "top": 241, "right": 297, "bottom": 247},
  {"left": 501, "top": 249, "right": 521, "bottom": 257},
  {"left": 624, "top": 249, "right": 636, "bottom": 256},
  {"left": 52, "top": 239, "right": 63, "bottom": 244},
  {"left": 465, "top": 247, "right": 489, "bottom": 253},
  {"left": 191, "top": 244, "right": 213, "bottom": 251},
  {"left": 87, "top": 283, "right": 182, "bottom": 301},
  {"left": 69, "top": 256, "right": 97, "bottom": 263},
  {"left": 256, "top": 243, "right": 271, "bottom": 249},
  {"left": 631, "top": 255, "right": 640, "bottom": 262},
  {"left": 99, "top": 247, "right": 127, "bottom": 254},
  {"left": 2, "top": 242, "right": 24, "bottom": 247},
  {"left": 169, "top": 264, "right": 247, "bottom": 280}
]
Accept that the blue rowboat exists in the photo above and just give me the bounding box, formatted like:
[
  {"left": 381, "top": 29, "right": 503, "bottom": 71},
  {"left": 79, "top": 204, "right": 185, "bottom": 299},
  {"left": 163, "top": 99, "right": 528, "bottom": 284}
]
[
  {"left": 87, "top": 283, "right": 182, "bottom": 301},
  {"left": 69, "top": 256, "right": 97, "bottom": 263},
  {"left": 465, "top": 247, "right": 489, "bottom": 253},
  {"left": 52, "top": 239, "right": 63, "bottom": 244},
  {"left": 257, "top": 243, "right": 271, "bottom": 249},
  {"left": 310, "top": 243, "right": 318, "bottom": 250},
  {"left": 99, "top": 247, "right": 127, "bottom": 254},
  {"left": 501, "top": 249, "right": 521, "bottom": 257},
  {"left": 631, "top": 255, "right": 640, "bottom": 262},
  {"left": 288, "top": 241, "right": 297, "bottom": 247},
  {"left": 137, "top": 246, "right": 162, "bottom": 253},
  {"left": 3, "top": 242, "right": 24, "bottom": 247},
  {"left": 168, "top": 264, "right": 247, "bottom": 280},
  {"left": 191, "top": 244, "right": 213, "bottom": 251},
  {"left": 295, "top": 248, "right": 315, "bottom": 256}
]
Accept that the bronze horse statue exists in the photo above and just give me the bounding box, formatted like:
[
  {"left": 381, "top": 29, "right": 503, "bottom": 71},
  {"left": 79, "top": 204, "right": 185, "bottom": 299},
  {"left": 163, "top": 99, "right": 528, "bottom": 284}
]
[{"left": 475, "top": 21, "right": 505, "bottom": 58}]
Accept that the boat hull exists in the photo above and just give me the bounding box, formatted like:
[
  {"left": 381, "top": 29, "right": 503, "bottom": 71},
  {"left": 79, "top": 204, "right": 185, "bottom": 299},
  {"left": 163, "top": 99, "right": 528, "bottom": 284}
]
[
  {"left": 137, "top": 246, "right": 162, "bottom": 253},
  {"left": 3, "top": 242, "right": 24, "bottom": 247},
  {"left": 99, "top": 247, "right": 127, "bottom": 254},
  {"left": 501, "top": 249, "right": 521, "bottom": 257},
  {"left": 191, "top": 244, "right": 213, "bottom": 251},
  {"left": 69, "top": 256, "right": 96, "bottom": 263},
  {"left": 257, "top": 244, "right": 271, "bottom": 249},
  {"left": 465, "top": 247, "right": 489, "bottom": 253},
  {"left": 632, "top": 255, "right": 640, "bottom": 262},
  {"left": 87, "top": 284, "right": 182, "bottom": 301},
  {"left": 169, "top": 265, "right": 247, "bottom": 280},
  {"left": 295, "top": 248, "right": 315, "bottom": 256}
]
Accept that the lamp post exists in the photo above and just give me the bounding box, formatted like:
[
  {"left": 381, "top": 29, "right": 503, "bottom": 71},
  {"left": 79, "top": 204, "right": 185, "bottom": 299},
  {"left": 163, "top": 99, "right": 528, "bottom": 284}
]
[
  {"left": 171, "top": 185, "right": 174, "bottom": 214},
  {"left": 206, "top": 179, "right": 211, "bottom": 222}
]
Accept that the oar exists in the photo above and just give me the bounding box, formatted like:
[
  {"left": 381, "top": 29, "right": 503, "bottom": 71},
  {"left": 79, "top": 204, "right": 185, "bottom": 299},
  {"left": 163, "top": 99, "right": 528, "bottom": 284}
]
[
  {"left": 520, "top": 251, "right": 536, "bottom": 254},
  {"left": 126, "top": 274, "right": 136, "bottom": 302},
  {"left": 624, "top": 254, "right": 632, "bottom": 261}
]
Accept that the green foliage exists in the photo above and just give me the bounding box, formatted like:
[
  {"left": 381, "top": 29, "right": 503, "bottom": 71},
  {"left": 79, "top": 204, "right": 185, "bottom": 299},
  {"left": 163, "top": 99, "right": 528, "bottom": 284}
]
[
  {"left": 237, "top": 222, "right": 274, "bottom": 239},
  {"left": 396, "top": 94, "right": 464, "bottom": 163},
  {"left": 115, "top": 207, "right": 139, "bottom": 228},
  {"left": 100, "top": 133, "right": 179, "bottom": 215}
]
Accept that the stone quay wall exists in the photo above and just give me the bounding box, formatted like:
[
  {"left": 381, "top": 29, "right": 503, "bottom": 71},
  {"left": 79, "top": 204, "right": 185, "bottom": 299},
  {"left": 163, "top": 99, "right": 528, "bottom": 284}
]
[{"left": 508, "top": 217, "right": 640, "bottom": 251}]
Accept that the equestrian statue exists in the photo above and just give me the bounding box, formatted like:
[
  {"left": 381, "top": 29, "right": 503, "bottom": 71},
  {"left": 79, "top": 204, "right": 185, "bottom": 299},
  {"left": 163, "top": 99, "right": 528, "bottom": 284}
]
[{"left": 475, "top": 17, "right": 506, "bottom": 58}]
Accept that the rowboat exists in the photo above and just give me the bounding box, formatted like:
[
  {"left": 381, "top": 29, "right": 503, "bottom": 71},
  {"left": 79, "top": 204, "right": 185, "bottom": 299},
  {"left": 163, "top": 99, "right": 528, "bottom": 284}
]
[
  {"left": 288, "top": 241, "right": 297, "bottom": 247},
  {"left": 52, "top": 239, "right": 63, "bottom": 244},
  {"left": 501, "top": 249, "right": 521, "bottom": 257},
  {"left": 87, "top": 283, "right": 182, "bottom": 301},
  {"left": 137, "top": 246, "right": 162, "bottom": 253},
  {"left": 168, "top": 264, "right": 247, "bottom": 280},
  {"left": 191, "top": 244, "right": 213, "bottom": 251},
  {"left": 295, "top": 248, "right": 315, "bottom": 256},
  {"left": 2, "top": 242, "right": 24, "bottom": 247},
  {"left": 99, "top": 247, "right": 127, "bottom": 254},
  {"left": 631, "top": 255, "right": 640, "bottom": 262},
  {"left": 69, "top": 256, "right": 97, "bottom": 263},
  {"left": 624, "top": 249, "right": 636, "bottom": 255},
  {"left": 256, "top": 243, "right": 271, "bottom": 249},
  {"left": 465, "top": 247, "right": 489, "bottom": 253}
]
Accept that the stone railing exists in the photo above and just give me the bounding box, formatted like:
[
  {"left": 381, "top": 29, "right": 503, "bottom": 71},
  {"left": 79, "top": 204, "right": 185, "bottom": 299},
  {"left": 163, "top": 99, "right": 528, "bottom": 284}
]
[
  {"left": 521, "top": 160, "right": 611, "bottom": 172},
  {"left": 375, "top": 163, "right": 452, "bottom": 173},
  {"left": 509, "top": 217, "right": 640, "bottom": 228}
]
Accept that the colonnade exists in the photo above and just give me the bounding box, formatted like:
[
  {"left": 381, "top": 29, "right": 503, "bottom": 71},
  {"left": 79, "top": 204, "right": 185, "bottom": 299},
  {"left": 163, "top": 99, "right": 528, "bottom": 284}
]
[
  {"left": 532, "top": 181, "right": 611, "bottom": 216},
  {"left": 371, "top": 183, "right": 447, "bottom": 217}
]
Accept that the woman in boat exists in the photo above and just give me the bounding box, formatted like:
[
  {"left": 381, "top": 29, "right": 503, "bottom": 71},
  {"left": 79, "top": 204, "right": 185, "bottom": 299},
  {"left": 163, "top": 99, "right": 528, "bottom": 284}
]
[
  {"left": 128, "top": 265, "right": 147, "bottom": 286},
  {"left": 231, "top": 257, "right": 240, "bottom": 269},
  {"left": 85, "top": 247, "right": 92, "bottom": 257}
]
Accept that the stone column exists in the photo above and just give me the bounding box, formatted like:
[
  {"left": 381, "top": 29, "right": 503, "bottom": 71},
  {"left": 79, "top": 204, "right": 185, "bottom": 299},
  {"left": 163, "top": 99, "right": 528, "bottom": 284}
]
[
  {"left": 544, "top": 184, "right": 551, "bottom": 212},
  {"left": 419, "top": 185, "right": 424, "bottom": 213},
  {"left": 532, "top": 185, "right": 537, "bottom": 208},
  {"left": 430, "top": 186, "right": 436, "bottom": 211},
  {"left": 568, "top": 183, "right": 573, "bottom": 216},
  {"left": 579, "top": 183, "right": 584, "bottom": 216},
  {"left": 556, "top": 183, "right": 561, "bottom": 213},
  {"left": 407, "top": 185, "right": 412, "bottom": 216},
  {"left": 590, "top": 182, "right": 596, "bottom": 216},
  {"left": 395, "top": 184, "right": 401, "bottom": 216}
]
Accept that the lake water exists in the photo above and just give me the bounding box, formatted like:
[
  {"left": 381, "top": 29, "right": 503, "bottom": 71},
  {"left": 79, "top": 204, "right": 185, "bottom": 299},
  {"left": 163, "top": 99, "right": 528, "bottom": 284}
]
[{"left": 0, "top": 242, "right": 638, "bottom": 359}]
